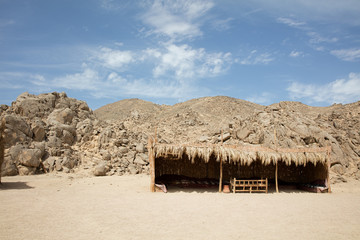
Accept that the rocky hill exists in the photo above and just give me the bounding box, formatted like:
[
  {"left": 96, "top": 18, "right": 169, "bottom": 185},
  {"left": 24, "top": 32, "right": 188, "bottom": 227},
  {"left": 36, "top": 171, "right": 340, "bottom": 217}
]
[{"left": 1, "top": 92, "right": 359, "bottom": 183}]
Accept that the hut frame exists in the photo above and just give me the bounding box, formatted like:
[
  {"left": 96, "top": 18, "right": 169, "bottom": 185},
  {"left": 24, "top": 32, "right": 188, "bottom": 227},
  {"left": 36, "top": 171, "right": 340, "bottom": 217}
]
[{"left": 148, "top": 136, "right": 331, "bottom": 193}]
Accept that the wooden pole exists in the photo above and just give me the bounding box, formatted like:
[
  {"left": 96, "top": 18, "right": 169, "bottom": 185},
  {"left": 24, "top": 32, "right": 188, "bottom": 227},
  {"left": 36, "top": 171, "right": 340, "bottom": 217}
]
[
  {"left": 148, "top": 137, "right": 155, "bottom": 192},
  {"left": 219, "top": 129, "right": 224, "bottom": 193},
  {"left": 274, "top": 128, "right": 279, "bottom": 193},
  {"left": 275, "top": 162, "right": 279, "bottom": 193},
  {"left": 154, "top": 127, "right": 158, "bottom": 143},
  {"left": 327, "top": 146, "right": 332, "bottom": 193},
  {"left": 0, "top": 118, "right": 5, "bottom": 184}
]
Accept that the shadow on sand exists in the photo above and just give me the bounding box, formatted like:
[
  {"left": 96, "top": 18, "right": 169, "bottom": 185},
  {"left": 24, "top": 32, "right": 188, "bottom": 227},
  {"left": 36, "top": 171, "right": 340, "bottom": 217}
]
[{"left": 0, "top": 181, "right": 34, "bottom": 190}]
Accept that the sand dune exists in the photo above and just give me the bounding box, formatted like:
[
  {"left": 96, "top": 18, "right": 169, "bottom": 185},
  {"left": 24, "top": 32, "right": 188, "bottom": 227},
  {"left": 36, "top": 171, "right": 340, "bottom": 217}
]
[{"left": 1, "top": 174, "right": 360, "bottom": 240}]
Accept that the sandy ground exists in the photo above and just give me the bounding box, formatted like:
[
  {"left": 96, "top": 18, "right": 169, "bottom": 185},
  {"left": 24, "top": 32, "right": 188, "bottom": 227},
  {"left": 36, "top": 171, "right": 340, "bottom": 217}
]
[{"left": 1, "top": 174, "right": 360, "bottom": 240}]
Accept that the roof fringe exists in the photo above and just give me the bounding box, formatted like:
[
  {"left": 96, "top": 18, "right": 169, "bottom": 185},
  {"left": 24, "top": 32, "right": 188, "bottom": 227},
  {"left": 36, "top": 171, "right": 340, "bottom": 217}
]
[{"left": 153, "top": 143, "right": 329, "bottom": 166}]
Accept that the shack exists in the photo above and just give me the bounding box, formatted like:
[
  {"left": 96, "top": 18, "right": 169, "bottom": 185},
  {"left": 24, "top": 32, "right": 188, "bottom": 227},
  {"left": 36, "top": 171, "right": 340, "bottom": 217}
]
[{"left": 147, "top": 137, "right": 331, "bottom": 193}]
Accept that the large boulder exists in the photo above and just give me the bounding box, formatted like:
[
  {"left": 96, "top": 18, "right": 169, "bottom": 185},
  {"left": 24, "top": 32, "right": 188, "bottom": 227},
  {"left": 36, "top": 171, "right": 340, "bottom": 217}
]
[
  {"left": 3, "top": 114, "right": 32, "bottom": 147},
  {"left": 32, "top": 120, "right": 46, "bottom": 142},
  {"left": 18, "top": 149, "right": 43, "bottom": 168},
  {"left": 48, "top": 108, "right": 75, "bottom": 125},
  {"left": 11, "top": 92, "right": 56, "bottom": 119}
]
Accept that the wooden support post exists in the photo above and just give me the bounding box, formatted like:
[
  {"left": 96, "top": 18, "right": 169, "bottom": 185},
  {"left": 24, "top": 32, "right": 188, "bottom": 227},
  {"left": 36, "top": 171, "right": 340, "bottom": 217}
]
[
  {"left": 148, "top": 137, "right": 155, "bottom": 192},
  {"left": 275, "top": 162, "right": 279, "bottom": 193},
  {"left": 154, "top": 127, "right": 158, "bottom": 143},
  {"left": 0, "top": 117, "right": 5, "bottom": 184},
  {"left": 219, "top": 129, "right": 224, "bottom": 193},
  {"left": 219, "top": 159, "right": 223, "bottom": 193},
  {"left": 274, "top": 128, "right": 279, "bottom": 193},
  {"left": 327, "top": 146, "right": 332, "bottom": 193}
]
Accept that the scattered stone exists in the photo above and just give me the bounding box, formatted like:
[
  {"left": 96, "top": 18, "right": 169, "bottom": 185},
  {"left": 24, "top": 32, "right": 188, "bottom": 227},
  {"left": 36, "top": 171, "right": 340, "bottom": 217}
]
[
  {"left": 134, "top": 155, "right": 147, "bottom": 165},
  {"left": 94, "top": 162, "right": 107, "bottom": 176},
  {"left": 136, "top": 143, "right": 145, "bottom": 153},
  {"left": 119, "top": 147, "right": 129, "bottom": 154}
]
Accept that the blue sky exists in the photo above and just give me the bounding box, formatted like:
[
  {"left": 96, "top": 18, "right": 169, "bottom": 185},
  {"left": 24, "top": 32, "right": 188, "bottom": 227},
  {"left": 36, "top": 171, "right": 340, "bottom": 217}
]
[{"left": 0, "top": 0, "right": 359, "bottom": 110}]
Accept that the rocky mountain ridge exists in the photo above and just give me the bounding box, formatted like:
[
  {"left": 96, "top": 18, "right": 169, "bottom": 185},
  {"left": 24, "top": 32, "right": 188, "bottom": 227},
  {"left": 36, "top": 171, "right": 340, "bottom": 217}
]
[{"left": 1, "top": 92, "right": 359, "bottom": 183}]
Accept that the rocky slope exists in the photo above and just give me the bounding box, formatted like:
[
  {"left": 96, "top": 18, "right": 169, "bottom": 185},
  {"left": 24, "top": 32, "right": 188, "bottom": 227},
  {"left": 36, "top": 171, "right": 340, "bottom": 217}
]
[{"left": 1, "top": 92, "right": 359, "bottom": 182}]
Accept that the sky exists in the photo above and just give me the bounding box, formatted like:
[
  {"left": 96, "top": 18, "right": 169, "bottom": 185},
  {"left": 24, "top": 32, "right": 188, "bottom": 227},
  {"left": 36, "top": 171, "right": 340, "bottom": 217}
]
[{"left": 0, "top": 0, "right": 359, "bottom": 110}]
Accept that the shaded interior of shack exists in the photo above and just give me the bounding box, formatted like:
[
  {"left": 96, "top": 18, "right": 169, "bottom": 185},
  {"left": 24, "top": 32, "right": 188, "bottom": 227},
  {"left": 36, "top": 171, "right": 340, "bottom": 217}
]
[{"left": 154, "top": 153, "right": 328, "bottom": 191}]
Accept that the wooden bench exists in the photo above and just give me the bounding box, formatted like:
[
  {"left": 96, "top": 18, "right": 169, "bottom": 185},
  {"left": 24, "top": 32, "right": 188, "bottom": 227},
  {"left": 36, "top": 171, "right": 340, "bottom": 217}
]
[{"left": 230, "top": 178, "right": 268, "bottom": 193}]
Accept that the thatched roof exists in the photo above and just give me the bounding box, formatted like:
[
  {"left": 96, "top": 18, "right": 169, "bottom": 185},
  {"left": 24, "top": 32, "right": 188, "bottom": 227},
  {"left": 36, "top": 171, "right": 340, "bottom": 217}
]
[{"left": 153, "top": 143, "right": 330, "bottom": 167}]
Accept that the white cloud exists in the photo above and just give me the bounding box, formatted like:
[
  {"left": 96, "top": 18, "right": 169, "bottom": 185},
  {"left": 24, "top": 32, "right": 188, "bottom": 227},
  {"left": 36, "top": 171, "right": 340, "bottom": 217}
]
[
  {"left": 212, "top": 18, "right": 234, "bottom": 31},
  {"left": 35, "top": 68, "right": 100, "bottom": 91},
  {"left": 277, "top": 17, "right": 306, "bottom": 27},
  {"left": 287, "top": 72, "right": 360, "bottom": 104},
  {"left": 97, "top": 47, "right": 134, "bottom": 70},
  {"left": 307, "top": 32, "right": 338, "bottom": 44},
  {"left": 27, "top": 48, "right": 211, "bottom": 101},
  {"left": 148, "top": 43, "right": 232, "bottom": 79},
  {"left": 0, "top": 72, "right": 47, "bottom": 90},
  {"left": 330, "top": 48, "right": 360, "bottom": 61},
  {"left": 140, "top": 0, "right": 214, "bottom": 41},
  {"left": 289, "top": 50, "right": 303, "bottom": 58},
  {"left": 239, "top": 50, "right": 274, "bottom": 65}
]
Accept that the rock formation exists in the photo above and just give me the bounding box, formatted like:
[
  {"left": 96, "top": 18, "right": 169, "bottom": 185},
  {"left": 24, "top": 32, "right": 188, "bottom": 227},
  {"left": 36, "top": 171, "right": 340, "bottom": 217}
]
[{"left": 0, "top": 92, "right": 359, "bottom": 183}]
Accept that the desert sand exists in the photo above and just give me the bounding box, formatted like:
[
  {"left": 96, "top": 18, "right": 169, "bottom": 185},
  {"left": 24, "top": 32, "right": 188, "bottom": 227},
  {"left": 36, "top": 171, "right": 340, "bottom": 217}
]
[{"left": 1, "top": 174, "right": 360, "bottom": 240}]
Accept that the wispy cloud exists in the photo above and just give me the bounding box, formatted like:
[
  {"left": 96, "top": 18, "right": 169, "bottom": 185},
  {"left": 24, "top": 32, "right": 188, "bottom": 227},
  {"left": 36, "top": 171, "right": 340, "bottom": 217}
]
[
  {"left": 252, "top": 0, "right": 360, "bottom": 26},
  {"left": 140, "top": 0, "right": 214, "bottom": 41},
  {"left": 32, "top": 67, "right": 99, "bottom": 91},
  {"left": 277, "top": 17, "right": 306, "bottom": 27},
  {"left": 289, "top": 50, "right": 304, "bottom": 58},
  {"left": 287, "top": 72, "right": 360, "bottom": 104},
  {"left": 0, "top": 19, "right": 15, "bottom": 27},
  {"left": 99, "top": 0, "right": 131, "bottom": 11},
  {"left": 212, "top": 18, "right": 234, "bottom": 31},
  {"left": 307, "top": 32, "right": 338, "bottom": 44},
  {"left": 239, "top": 50, "right": 274, "bottom": 65},
  {"left": 330, "top": 48, "right": 360, "bottom": 61},
  {"left": 277, "top": 16, "right": 339, "bottom": 53}
]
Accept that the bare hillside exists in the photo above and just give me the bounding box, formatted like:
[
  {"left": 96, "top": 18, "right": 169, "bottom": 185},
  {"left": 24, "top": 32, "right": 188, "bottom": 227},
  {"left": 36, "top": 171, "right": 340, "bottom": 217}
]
[{"left": 1, "top": 92, "right": 359, "bottom": 182}]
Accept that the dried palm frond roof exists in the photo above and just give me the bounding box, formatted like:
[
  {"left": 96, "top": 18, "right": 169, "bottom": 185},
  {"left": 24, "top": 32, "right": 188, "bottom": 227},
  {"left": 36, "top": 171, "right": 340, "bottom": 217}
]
[{"left": 153, "top": 143, "right": 330, "bottom": 167}]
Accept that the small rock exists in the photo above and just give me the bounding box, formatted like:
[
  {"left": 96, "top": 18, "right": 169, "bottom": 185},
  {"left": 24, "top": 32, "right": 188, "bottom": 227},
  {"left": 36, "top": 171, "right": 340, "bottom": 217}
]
[
  {"left": 198, "top": 136, "right": 209, "bottom": 143},
  {"left": 94, "top": 163, "right": 107, "bottom": 176},
  {"left": 136, "top": 143, "right": 145, "bottom": 153},
  {"left": 128, "top": 164, "right": 138, "bottom": 174},
  {"left": 119, "top": 147, "right": 129, "bottom": 154},
  {"left": 18, "top": 165, "right": 36, "bottom": 175},
  {"left": 134, "top": 155, "right": 147, "bottom": 165},
  {"left": 55, "top": 159, "right": 63, "bottom": 171}
]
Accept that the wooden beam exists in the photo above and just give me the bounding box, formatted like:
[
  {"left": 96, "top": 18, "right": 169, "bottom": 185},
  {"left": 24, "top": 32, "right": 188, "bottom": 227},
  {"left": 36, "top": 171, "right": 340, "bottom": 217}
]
[
  {"left": 219, "top": 159, "right": 223, "bottom": 193},
  {"left": 154, "top": 127, "right": 158, "bottom": 144},
  {"left": 148, "top": 137, "right": 155, "bottom": 192},
  {"left": 219, "top": 129, "right": 224, "bottom": 193},
  {"left": 0, "top": 117, "right": 5, "bottom": 184},
  {"left": 274, "top": 128, "right": 279, "bottom": 193},
  {"left": 327, "top": 146, "right": 332, "bottom": 193},
  {"left": 275, "top": 162, "right": 279, "bottom": 193}
]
